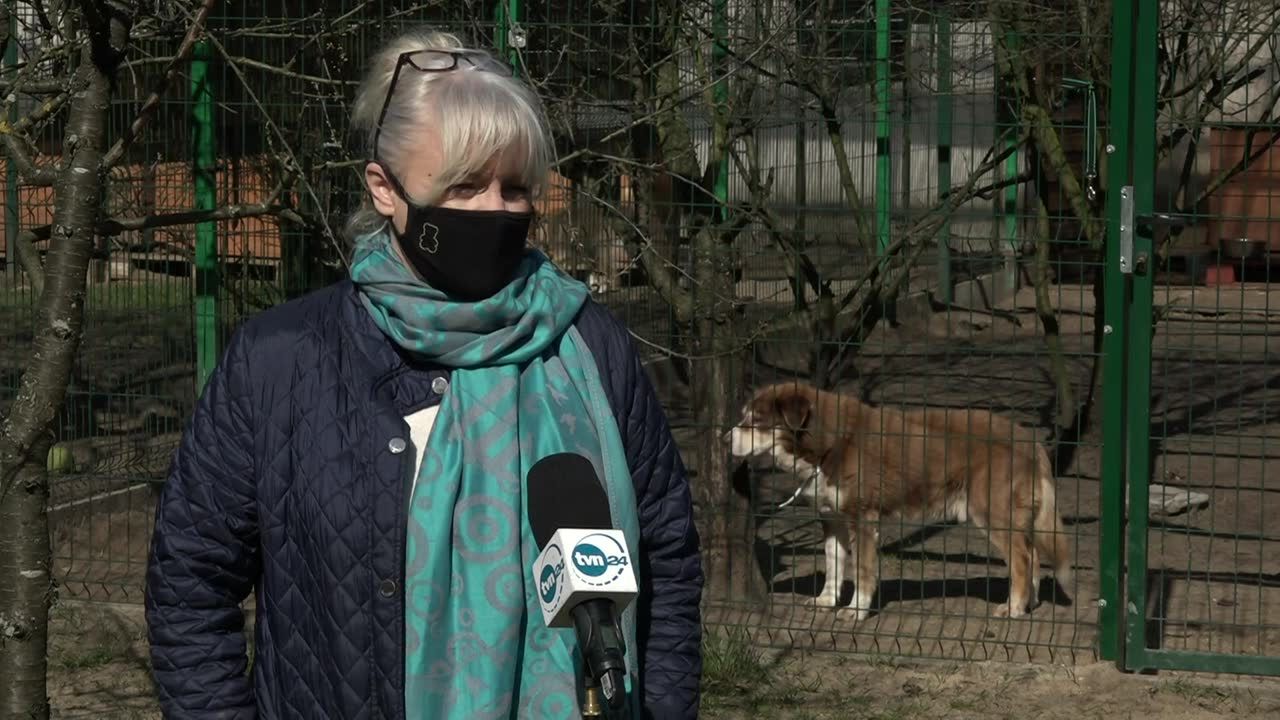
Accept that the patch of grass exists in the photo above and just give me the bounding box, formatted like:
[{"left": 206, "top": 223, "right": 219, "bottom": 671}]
[
  {"left": 1156, "top": 678, "right": 1232, "bottom": 707},
  {"left": 702, "top": 626, "right": 771, "bottom": 697},
  {"left": 56, "top": 644, "right": 121, "bottom": 671},
  {"left": 701, "top": 627, "right": 797, "bottom": 713},
  {"left": 862, "top": 651, "right": 905, "bottom": 672},
  {"left": 863, "top": 700, "right": 930, "bottom": 720},
  {"left": 49, "top": 603, "right": 145, "bottom": 673},
  {"left": 701, "top": 628, "right": 842, "bottom": 717}
]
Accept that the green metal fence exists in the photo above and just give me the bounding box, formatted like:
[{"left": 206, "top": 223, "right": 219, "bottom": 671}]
[
  {"left": 1, "top": 0, "right": 1278, "bottom": 678},
  {"left": 1106, "top": 0, "right": 1280, "bottom": 676}
]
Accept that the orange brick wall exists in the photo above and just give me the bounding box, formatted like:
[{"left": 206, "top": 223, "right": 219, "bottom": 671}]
[
  {"left": 1, "top": 157, "right": 584, "bottom": 266},
  {"left": 1206, "top": 128, "right": 1280, "bottom": 250}
]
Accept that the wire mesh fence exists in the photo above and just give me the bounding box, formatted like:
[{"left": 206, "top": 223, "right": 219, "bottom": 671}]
[
  {"left": 1114, "top": 0, "right": 1280, "bottom": 675},
  {"left": 0, "top": 0, "right": 1277, "bottom": 677}
]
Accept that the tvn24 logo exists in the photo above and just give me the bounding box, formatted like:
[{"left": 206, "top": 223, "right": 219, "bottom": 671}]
[
  {"left": 570, "top": 533, "right": 630, "bottom": 586},
  {"left": 538, "top": 544, "right": 565, "bottom": 605}
]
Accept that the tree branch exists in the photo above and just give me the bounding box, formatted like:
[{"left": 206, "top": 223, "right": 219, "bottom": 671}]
[
  {"left": 221, "top": 55, "right": 358, "bottom": 87},
  {"left": 101, "top": 0, "right": 219, "bottom": 169},
  {"left": 1158, "top": 13, "right": 1280, "bottom": 162},
  {"left": 29, "top": 0, "right": 56, "bottom": 37},
  {"left": 78, "top": 0, "right": 129, "bottom": 71},
  {"left": 0, "top": 91, "right": 73, "bottom": 186},
  {"left": 0, "top": 78, "right": 67, "bottom": 95},
  {"left": 0, "top": 134, "right": 56, "bottom": 186},
  {"left": 733, "top": 135, "right": 829, "bottom": 309},
  {"left": 552, "top": 16, "right": 777, "bottom": 171},
  {"left": 618, "top": 182, "right": 695, "bottom": 323},
  {"left": 100, "top": 200, "right": 299, "bottom": 235},
  {"left": 195, "top": 25, "right": 346, "bottom": 265},
  {"left": 12, "top": 230, "right": 45, "bottom": 295},
  {"left": 821, "top": 138, "right": 1024, "bottom": 378},
  {"left": 18, "top": 176, "right": 296, "bottom": 242}
]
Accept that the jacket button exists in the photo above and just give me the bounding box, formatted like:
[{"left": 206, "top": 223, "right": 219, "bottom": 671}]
[
  {"left": 431, "top": 376, "right": 449, "bottom": 394},
  {"left": 379, "top": 579, "right": 397, "bottom": 597},
  {"left": 387, "top": 437, "right": 407, "bottom": 454}
]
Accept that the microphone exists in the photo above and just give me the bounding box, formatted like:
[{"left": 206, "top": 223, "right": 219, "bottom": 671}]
[{"left": 527, "top": 453, "right": 636, "bottom": 717}]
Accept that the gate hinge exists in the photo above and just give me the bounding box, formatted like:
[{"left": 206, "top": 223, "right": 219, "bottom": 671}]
[{"left": 1119, "top": 186, "right": 1135, "bottom": 274}]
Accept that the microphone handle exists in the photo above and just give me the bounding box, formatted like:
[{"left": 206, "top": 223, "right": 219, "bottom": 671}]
[
  {"left": 570, "top": 600, "right": 629, "bottom": 715},
  {"left": 600, "top": 668, "right": 630, "bottom": 719}
]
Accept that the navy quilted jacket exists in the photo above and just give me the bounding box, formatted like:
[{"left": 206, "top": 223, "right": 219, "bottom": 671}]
[{"left": 144, "top": 279, "right": 703, "bottom": 719}]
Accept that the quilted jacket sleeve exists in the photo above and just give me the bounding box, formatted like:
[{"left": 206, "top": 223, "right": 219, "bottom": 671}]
[
  {"left": 622, "top": 340, "right": 703, "bottom": 719},
  {"left": 581, "top": 303, "right": 704, "bottom": 719},
  {"left": 145, "top": 327, "right": 260, "bottom": 719}
]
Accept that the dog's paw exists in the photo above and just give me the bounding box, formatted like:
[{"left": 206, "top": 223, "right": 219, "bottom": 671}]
[
  {"left": 810, "top": 593, "right": 841, "bottom": 608},
  {"left": 841, "top": 607, "right": 871, "bottom": 622},
  {"left": 993, "top": 602, "right": 1028, "bottom": 619}
]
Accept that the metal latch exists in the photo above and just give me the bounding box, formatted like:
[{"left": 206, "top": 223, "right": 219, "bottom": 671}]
[
  {"left": 1120, "top": 186, "right": 1195, "bottom": 276},
  {"left": 1136, "top": 211, "right": 1194, "bottom": 236}
]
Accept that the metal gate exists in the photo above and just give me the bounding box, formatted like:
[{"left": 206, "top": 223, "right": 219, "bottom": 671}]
[{"left": 1102, "top": 0, "right": 1280, "bottom": 675}]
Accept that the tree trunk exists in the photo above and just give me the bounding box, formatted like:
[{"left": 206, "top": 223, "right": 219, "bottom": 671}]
[
  {"left": 0, "top": 39, "right": 116, "bottom": 720},
  {"left": 807, "top": 292, "right": 838, "bottom": 389},
  {"left": 692, "top": 329, "right": 766, "bottom": 603},
  {"left": 0, "top": 459, "right": 52, "bottom": 720},
  {"left": 1032, "top": 198, "right": 1077, "bottom": 435},
  {"left": 688, "top": 226, "right": 767, "bottom": 604}
]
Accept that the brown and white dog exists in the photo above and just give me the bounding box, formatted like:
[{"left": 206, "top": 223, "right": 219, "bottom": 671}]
[{"left": 727, "top": 381, "right": 1073, "bottom": 621}]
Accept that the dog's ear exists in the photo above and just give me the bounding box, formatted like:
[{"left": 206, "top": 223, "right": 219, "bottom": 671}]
[{"left": 774, "top": 392, "right": 812, "bottom": 432}]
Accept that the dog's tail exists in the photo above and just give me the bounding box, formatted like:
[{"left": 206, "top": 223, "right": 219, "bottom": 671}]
[{"left": 1031, "top": 447, "right": 1073, "bottom": 588}]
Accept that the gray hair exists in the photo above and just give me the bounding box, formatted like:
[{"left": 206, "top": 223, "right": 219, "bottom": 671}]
[{"left": 343, "top": 27, "right": 554, "bottom": 244}]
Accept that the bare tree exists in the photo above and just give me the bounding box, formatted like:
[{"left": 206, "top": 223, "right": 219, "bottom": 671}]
[{"left": 0, "top": 0, "right": 326, "bottom": 715}]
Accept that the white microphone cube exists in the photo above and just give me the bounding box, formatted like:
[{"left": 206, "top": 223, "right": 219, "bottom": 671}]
[{"left": 533, "top": 528, "right": 638, "bottom": 628}]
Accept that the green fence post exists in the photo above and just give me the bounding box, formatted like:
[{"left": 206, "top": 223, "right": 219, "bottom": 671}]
[
  {"left": 1122, "top": 0, "right": 1159, "bottom": 672},
  {"left": 874, "top": 0, "right": 892, "bottom": 257},
  {"left": 191, "top": 39, "right": 218, "bottom": 394},
  {"left": 495, "top": 0, "right": 521, "bottom": 73},
  {"left": 1098, "top": 0, "right": 1137, "bottom": 666},
  {"left": 4, "top": 9, "right": 17, "bottom": 283},
  {"left": 935, "top": 12, "right": 952, "bottom": 304},
  {"left": 874, "top": 0, "right": 895, "bottom": 323}
]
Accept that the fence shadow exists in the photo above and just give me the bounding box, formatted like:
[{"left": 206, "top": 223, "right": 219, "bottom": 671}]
[{"left": 772, "top": 571, "right": 1073, "bottom": 617}]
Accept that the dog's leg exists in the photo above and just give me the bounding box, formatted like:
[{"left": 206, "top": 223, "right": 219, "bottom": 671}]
[
  {"left": 1029, "top": 542, "right": 1043, "bottom": 606},
  {"left": 812, "top": 518, "right": 844, "bottom": 607},
  {"left": 847, "top": 518, "right": 878, "bottom": 622},
  {"left": 986, "top": 508, "right": 1036, "bottom": 618}
]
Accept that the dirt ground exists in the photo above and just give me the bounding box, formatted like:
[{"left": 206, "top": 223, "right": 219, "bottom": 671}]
[
  {"left": 46, "top": 603, "right": 1280, "bottom": 719},
  {"left": 699, "top": 626, "right": 1280, "bottom": 719}
]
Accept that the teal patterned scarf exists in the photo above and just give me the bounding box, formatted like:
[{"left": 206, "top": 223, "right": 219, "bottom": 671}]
[{"left": 350, "top": 229, "right": 642, "bottom": 719}]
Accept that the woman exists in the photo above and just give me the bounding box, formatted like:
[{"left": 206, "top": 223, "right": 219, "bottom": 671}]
[{"left": 145, "top": 27, "right": 703, "bottom": 719}]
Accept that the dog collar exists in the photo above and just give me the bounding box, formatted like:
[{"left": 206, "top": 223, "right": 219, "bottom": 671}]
[{"left": 777, "top": 469, "right": 820, "bottom": 509}]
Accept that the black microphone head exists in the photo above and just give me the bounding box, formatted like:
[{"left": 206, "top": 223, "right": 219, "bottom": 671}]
[{"left": 527, "top": 452, "right": 614, "bottom": 549}]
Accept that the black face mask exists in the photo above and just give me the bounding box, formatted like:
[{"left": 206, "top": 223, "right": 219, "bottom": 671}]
[{"left": 394, "top": 204, "right": 533, "bottom": 301}]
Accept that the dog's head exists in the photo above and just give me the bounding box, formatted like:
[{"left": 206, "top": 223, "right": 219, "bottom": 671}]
[{"left": 726, "top": 381, "right": 819, "bottom": 461}]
